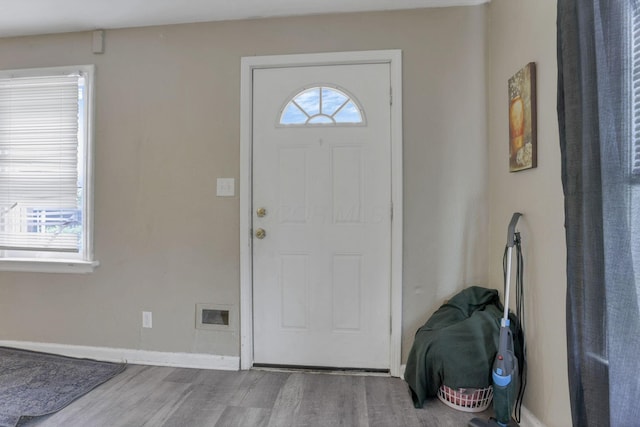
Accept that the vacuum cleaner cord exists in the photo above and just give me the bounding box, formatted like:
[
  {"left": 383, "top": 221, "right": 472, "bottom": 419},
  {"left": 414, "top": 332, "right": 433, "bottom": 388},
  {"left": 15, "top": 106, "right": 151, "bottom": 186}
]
[{"left": 502, "top": 233, "right": 527, "bottom": 424}]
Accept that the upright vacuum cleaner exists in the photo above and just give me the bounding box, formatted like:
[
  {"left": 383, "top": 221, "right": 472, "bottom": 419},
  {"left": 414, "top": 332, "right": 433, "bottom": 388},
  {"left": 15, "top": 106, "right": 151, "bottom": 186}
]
[{"left": 470, "top": 213, "right": 526, "bottom": 427}]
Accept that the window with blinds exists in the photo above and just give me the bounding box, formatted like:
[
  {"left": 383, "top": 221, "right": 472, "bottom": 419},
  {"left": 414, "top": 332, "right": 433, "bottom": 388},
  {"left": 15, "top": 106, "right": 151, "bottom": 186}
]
[{"left": 0, "top": 65, "right": 94, "bottom": 264}]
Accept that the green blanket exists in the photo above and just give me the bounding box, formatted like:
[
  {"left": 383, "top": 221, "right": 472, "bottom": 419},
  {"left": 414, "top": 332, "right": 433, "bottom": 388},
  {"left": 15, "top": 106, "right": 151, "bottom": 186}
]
[{"left": 404, "top": 286, "right": 517, "bottom": 408}]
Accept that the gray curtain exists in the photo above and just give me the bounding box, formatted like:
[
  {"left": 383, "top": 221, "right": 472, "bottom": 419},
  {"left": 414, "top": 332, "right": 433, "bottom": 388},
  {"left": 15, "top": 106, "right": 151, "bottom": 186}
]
[{"left": 557, "top": 1, "right": 640, "bottom": 426}]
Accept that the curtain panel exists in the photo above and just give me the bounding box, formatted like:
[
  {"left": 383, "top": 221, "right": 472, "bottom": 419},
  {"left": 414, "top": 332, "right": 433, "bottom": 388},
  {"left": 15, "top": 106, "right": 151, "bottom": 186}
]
[{"left": 557, "top": 1, "right": 640, "bottom": 426}]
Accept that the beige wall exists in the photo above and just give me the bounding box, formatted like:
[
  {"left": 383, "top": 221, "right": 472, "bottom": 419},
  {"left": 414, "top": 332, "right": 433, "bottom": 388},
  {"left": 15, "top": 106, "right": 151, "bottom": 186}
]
[
  {"left": 487, "top": 1, "right": 571, "bottom": 426},
  {"left": 0, "top": 8, "right": 489, "bottom": 362}
]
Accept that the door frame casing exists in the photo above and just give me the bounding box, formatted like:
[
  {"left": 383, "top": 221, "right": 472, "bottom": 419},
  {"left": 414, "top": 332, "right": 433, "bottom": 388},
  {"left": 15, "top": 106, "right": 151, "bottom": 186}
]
[{"left": 239, "top": 50, "right": 403, "bottom": 376}]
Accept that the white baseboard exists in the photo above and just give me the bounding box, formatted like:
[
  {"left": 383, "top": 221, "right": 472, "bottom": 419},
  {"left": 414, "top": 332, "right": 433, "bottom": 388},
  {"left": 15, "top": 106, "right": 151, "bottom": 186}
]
[
  {"left": 0, "top": 340, "right": 239, "bottom": 371},
  {"left": 400, "top": 364, "right": 407, "bottom": 378},
  {"left": 520, "top": 406, "right": 547, "bottom": 427}
]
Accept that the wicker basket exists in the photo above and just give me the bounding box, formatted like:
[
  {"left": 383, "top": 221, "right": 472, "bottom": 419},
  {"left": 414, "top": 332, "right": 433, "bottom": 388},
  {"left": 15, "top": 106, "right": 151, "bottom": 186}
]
[{"left": 437, "top": 384, "right": 493, "bottom": 412}]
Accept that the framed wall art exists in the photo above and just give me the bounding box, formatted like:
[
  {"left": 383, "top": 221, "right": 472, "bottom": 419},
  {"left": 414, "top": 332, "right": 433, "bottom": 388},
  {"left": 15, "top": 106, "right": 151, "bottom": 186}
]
[{"left": 508, "top": 62, "right": 537, "bottom": 172}]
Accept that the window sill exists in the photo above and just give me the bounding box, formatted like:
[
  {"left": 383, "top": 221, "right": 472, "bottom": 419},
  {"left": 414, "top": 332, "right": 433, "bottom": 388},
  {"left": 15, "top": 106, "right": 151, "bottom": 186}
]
[{"left": 0, "top": 259, "right": 100, "bottom": 274}]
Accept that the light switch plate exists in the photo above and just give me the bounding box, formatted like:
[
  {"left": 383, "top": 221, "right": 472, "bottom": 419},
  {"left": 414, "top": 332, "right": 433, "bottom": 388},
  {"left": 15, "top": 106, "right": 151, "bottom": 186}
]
[{"left": 216, "top": 178, "right": 235, "bottom": 197}]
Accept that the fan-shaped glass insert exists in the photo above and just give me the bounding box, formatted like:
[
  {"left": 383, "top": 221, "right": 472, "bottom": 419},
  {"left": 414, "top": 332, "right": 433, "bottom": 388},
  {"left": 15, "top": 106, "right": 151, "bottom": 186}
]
[{"left": 279, "top": 86, "right": 364, "bottom": 125}]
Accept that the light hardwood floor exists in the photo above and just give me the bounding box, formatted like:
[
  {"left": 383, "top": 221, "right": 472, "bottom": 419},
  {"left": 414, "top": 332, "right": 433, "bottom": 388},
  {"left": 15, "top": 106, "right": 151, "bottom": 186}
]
[{"left": 19, "top": 365, "right": 493, "bottom": 427}]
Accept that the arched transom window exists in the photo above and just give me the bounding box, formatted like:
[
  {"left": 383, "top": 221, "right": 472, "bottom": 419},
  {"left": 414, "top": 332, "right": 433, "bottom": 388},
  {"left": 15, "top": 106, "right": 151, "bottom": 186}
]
[{"left": 279, "top": 86, "right": 365, "bottom": 126}]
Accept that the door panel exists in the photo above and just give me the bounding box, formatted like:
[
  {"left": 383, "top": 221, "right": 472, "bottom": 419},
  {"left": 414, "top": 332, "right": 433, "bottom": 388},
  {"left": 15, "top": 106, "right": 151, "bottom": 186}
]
[{"left": 252, "top": 63, "right": 391, "bottom": 369}]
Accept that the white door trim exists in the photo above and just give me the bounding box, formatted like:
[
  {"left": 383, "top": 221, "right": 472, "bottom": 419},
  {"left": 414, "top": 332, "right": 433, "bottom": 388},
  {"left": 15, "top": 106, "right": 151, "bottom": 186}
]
[{"left": 239, "top": 50, "right": 403, "bottom": 376}]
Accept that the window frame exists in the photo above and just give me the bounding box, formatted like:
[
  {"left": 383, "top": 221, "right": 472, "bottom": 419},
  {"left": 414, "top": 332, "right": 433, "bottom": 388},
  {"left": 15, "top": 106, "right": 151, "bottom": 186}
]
[
  {"left": 0, "top": 65, "right": 98, "bottom": 274},
  {"left": 277, "top": 84, "right": 367, "bottom": 127}
]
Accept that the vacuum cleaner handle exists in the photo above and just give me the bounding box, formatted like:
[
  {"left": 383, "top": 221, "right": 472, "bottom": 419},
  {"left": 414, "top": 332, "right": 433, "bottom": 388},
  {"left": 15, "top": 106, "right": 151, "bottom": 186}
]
[
  {"left": 503, "top": 212, "right": 522, "bottom": 323},
  {"left": 507, "top": 213, "right": 522, "bottom": 248}
]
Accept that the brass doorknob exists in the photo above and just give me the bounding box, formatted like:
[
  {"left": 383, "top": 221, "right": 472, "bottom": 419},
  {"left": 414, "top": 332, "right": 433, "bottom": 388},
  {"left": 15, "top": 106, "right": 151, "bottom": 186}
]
[
  {"left": 256, "top": 207, "right": 267, "bottom": 217},
  {"left": 255, "top": 228, "right": 266, "bottom": 239}
]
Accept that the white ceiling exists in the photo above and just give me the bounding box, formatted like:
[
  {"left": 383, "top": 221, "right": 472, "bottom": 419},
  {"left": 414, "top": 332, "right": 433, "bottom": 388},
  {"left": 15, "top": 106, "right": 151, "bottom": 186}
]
[{"left": 0, "top": 0, "right": 488, "bottom": 38}]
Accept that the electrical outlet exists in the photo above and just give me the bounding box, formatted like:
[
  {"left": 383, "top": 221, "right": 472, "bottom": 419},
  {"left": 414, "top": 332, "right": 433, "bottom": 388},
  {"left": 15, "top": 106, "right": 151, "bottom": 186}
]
[{"left": 142, "top": 311, "right": 152, "bottom": 328}]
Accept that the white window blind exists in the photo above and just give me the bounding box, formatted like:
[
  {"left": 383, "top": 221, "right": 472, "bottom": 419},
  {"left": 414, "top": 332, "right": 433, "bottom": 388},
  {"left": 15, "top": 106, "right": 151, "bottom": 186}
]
[{"left": 0, "top": 72, "right": 82, "bottom": 253}]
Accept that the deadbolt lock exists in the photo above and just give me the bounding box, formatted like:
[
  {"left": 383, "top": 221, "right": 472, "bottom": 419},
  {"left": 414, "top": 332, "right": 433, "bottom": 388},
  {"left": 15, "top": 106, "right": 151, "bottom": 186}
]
[
  {"left": 256, "top": 207, "right": 267, "bottom": 217},
  {"left": 255, "top": 228, "right": 266, "bottom": 239}
]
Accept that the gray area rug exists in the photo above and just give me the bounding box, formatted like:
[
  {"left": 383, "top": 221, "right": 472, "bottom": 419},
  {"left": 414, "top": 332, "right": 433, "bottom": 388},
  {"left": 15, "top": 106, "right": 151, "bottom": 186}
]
[{"left": 0, "top": 346, "right": 126, "bottom": 427}]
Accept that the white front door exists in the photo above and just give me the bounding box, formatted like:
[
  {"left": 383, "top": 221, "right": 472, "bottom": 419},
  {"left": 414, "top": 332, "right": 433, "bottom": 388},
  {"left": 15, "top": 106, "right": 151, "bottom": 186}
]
[{"left": 252, "top": 63, "right": 392, "bottom": 370}]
